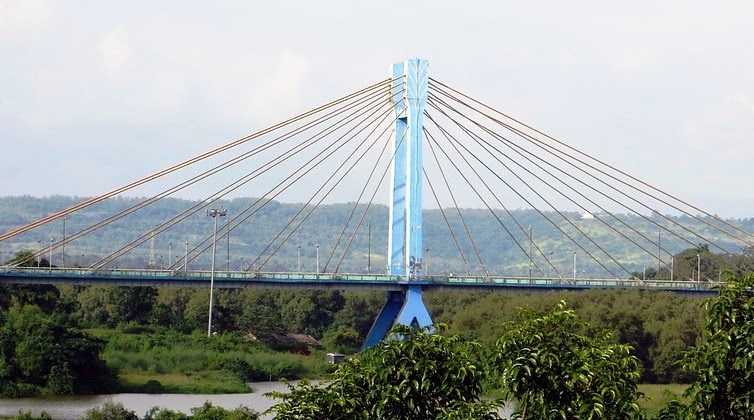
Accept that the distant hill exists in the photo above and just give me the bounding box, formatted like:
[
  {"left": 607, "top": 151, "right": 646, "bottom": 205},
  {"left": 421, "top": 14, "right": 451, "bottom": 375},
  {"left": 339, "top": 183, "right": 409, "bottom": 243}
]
[{"left": 1, "top": 195, "right": 753, "bottom": 278}]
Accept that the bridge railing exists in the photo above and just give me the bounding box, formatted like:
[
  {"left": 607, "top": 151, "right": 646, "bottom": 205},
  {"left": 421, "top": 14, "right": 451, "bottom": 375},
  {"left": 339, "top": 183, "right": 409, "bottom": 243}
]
[{"left": 0, "top": 266, "right": 725, "bottom": 292}]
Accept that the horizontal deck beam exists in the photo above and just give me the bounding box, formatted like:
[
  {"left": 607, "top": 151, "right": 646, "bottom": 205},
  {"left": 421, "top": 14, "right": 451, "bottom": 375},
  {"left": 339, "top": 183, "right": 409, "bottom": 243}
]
[{"left": 0, "top": 267, "right": 721, "bottom": 296}]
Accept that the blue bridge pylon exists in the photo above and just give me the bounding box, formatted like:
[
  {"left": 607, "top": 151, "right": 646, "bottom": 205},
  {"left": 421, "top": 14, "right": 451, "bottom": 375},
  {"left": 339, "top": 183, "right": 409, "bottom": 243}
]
[{"left": 363, "top": 58, "right": 433, "bottom": 349}]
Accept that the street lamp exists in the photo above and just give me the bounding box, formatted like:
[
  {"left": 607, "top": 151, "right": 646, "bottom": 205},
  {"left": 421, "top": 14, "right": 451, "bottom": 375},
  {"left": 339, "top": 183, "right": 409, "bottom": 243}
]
[
  {"left": 297, "top": 245, "right": 301, "bottom": 273},
  {"left": 697, "top": 253, "right": 701, "bottom": 282},
  {"left": 184, "top": 241, "right": 189, "bottom": 275},
  {"left": 49, "top": 238, "right": 53, "bottom": 271},
  {"left": 207, "top": 208, "right": 227, "bottom": 337},
  {"left": 528, "top": 225, "right": 533, "bottom": 279},
  {"left": 425, "top": 248, "right": 430, "bottom": 277},
  {"left": 315, "top": 244, "right": 320, "bottom": 273},
  {"left": 62, "top": 215, "right": 66, "bottom": 269},
  {"left": 226, "top": 218, "right": 230, "bottom": 273},
  {"left": 657, "top": 229, "right": 662, "bottom": 278},
  {"left": 670, "top": 255, "right": 674, "bottom": 281},
  {"left": 168, "top": 242, "right": 172, "bottom": 271},
  {"left": 572, "top": 251, "right": 577, "bottom": 282}
]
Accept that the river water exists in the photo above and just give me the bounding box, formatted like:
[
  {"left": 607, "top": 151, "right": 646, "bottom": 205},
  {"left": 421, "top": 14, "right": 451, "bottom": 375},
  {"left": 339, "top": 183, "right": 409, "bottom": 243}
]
[
  {"left": 0, "top": 381, "right": 289, "bottom": 419},
  {"left": 0, "top": 381, "right": 512, "bottom": 419}
]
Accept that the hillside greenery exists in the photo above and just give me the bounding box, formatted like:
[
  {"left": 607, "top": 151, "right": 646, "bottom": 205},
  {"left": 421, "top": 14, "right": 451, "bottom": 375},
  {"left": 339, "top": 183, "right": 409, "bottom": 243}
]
[{"left": 2, "top": 195, "right": 753, "bottom": 278}]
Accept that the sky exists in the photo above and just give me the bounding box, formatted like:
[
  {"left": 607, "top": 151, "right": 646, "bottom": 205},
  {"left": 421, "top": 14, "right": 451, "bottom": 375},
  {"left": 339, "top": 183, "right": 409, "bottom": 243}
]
[{"left": 2, "top": 1, "right": 754, "bottom": 217}]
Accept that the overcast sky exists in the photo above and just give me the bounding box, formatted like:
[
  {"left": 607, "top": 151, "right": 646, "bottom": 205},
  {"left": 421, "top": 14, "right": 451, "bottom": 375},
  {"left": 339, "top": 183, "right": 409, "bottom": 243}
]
[{"left": 2, "top": 1, "right": 754, "bottom": 217}]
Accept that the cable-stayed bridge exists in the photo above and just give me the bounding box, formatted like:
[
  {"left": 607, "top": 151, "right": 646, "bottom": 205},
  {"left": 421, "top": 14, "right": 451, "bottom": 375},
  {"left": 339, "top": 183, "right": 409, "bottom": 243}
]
[{"left": 1, "top": 59, "right": 753, "bottom": 345}]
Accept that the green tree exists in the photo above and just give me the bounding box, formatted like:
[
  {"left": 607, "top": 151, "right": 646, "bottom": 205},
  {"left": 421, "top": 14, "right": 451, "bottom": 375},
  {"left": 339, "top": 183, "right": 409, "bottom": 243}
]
[
  {"left": 266, "top": 324, "right": 503, "bottom": 419},
  {"left": 84, "top": 402, "right": 138, "bottom": 420},
  {"left": 0, "top": 305, "right": 115, "bottom": 397},
  {"left": 108, "top": 286, "right": 158, "bottom": 325},
  {"left": 658, "top": 273, "right": 754, "bottom": 419},
  {"left": 495, "top": 300, "right": 644, "bottom": 419}
]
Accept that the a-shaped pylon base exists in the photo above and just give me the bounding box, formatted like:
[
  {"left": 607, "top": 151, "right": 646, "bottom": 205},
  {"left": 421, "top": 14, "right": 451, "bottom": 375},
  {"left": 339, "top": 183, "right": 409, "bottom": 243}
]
[{"left": 362, "top": 285, "right": 433, "bottom": 349}]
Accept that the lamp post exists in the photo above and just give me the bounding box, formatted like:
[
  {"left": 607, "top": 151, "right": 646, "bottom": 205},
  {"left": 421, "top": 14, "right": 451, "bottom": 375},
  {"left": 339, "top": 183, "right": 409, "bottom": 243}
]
[
  {"left": 697, "top": 253, "right": 701, "bottom": 282},
  {"left": 297, "top": 245, "right": 301, "bottom": 273},
  {"left": 207, "top": 208, "right": 227, "bottom": 337},
  {"left": 425, "top": 248, "right": 430, "bottom": 277},
  {"left": 184, "top": 241, "right": 189, "bottom": 276},
  {"left": 62, "top": 215, "right": 66, "bottom": 269},
  {"left": 315, "top": 244, "right": 320, "bottom": 273},
  {"left": 572, "top": 251, "right": 576, "bottom": 282},
  {"left": 657, "top": 229, "right": 662, "bottom": 278},
  {"left": 226, "top": 218, "right": 230, "bottom": 273},
  {"left": 528, "top": 225, "right": 533, "bottom": 279},
  {"left": 49, "top": 238, "right": 53, "bottom": 271},
  {"left": 367, "top": 221, "right": 371, "bottom": 274},
  {"left": 168, "top": 242, "right": 172, "bottom": 270},
  {"left": 670, "top": 255, "right": 674, "bottom": 281}
]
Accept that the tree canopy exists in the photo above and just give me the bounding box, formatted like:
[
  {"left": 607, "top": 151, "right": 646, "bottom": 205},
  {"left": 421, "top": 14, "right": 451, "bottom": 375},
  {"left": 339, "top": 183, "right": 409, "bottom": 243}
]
[
  {"left": 496, "top": 300, "right": 644, "bottom": 419},
  {"left": 266, "top": 324, "right": 503, "bottom": 419},
  {"left": 658, "top": 273, "right": 754, "bottom": 418}
]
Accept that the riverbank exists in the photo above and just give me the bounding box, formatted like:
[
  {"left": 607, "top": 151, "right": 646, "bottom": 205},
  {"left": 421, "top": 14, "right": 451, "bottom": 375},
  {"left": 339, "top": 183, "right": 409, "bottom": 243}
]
[
  {"left": 0, "top": 382, "right": 688, "bottom": 419},
  {"left": 0, "top": 381, "right": 292, "bottom": 419}
]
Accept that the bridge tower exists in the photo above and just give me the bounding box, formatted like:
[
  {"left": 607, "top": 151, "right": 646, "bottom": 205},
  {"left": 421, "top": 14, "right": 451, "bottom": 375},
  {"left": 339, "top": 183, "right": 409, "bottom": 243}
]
[{"left": 363, "top": 58, "right": 433, "bottom": 349}]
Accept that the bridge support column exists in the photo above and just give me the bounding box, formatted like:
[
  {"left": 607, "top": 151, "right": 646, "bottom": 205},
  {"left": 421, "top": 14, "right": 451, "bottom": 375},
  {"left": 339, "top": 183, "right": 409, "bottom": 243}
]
[{"left": 363, "top": 58, "right": 432, "bottom": 350}]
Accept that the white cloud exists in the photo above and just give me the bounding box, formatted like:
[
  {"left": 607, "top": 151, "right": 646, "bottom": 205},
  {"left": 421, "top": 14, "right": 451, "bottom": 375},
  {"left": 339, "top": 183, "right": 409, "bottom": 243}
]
[
  {"left": 246, "top": 51, "right": 312, "bottom": 122},
  {"left": 0, "top": 0, "right": 52, "bottom": 39},
  {"left": 684, "top": 94, "right": 754, "bottom": 160},
  {"left": 1, "top": 0, "right": 754, "bottom": 217},
  {"left": 99, "top": 26, "right": 131, "bottom": 77}
]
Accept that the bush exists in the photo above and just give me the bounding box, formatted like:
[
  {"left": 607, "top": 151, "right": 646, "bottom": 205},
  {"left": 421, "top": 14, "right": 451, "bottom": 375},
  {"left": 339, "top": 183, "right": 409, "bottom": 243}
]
[{"left": 84, "top": 402, "right": 138, "bottom": 420}]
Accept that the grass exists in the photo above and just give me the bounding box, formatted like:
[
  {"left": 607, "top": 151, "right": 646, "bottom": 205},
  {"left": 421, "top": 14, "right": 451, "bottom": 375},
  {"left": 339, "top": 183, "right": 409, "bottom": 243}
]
[
  {"left": 637, "top": 383, "right": 690, "bottom": 416},
  {"left": 118, "top": 371, "right": 250, "bottom": 394},
  {"left": 88, "top": 328, "right": 329, "bottom": 394}
]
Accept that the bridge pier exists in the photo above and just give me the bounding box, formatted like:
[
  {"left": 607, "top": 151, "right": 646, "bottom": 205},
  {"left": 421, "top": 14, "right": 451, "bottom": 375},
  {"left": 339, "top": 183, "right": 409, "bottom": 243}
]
[
  {"left": 363, "top": 58, "right": 433, "bottom": 349},
  {"left": 363, "top": 285, "right": 433, "bottom": 349}
]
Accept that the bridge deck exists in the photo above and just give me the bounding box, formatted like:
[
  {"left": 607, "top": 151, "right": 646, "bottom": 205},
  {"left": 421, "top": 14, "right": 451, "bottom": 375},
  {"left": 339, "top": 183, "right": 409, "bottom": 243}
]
[{"left": 0, "top": 267, "right": 722, "bottom": 296}]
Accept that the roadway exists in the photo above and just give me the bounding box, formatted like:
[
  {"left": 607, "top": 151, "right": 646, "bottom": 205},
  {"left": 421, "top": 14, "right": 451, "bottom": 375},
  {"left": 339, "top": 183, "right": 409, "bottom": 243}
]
[{"left": 0, "top": 266, "right": 722, "bottom": 296}]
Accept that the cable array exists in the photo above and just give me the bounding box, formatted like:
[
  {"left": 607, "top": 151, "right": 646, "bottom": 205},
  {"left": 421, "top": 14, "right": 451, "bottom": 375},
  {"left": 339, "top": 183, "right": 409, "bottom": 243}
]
[{"left": 1, "top": 74, "right": 752, "bottom": 281}]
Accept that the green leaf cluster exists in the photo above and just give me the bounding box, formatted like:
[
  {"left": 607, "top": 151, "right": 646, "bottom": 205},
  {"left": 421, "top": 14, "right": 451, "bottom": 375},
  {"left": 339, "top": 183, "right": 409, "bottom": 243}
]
[
  {"left": 266, "top": 324, "right": 503, "bottom": 419},
  {"left": 496, "top": 300, "right": 644, "bottom": 419},
  {"left": 0, "top": 305, "right": 115, "bottom": 397},
  {"left": 657, "top": 273, "right": 754, "bottom": 418}
]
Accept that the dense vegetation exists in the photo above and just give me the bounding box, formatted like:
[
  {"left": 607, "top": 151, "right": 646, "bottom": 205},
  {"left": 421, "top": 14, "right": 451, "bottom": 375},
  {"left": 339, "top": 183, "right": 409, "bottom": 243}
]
[
  {"left": 2, "top": 195, "right": 754, "bottom": 417},
  {"left": 0, "top": 246, "right": 720, "bottom": 397},
  {"left": 2, "top": 266, "right": 754, "bottom": 418},
  {"left": 270, "top": 274, "right": 754, "bottom": 419}
]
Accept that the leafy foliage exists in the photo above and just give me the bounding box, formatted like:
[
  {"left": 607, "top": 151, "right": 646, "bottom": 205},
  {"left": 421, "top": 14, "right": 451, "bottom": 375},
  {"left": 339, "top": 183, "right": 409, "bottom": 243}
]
[
  {"left": 0, "top": 305, "right": 115, "bottom": 397},
  {"left": 266, "top": 324, "right": 503, "bottom": 419},
  {"left": 81, "top": 401, "right": 260, "bottom": 420},
  {"left": 657, "top": 273, "right": 754, "bottom": 419},
  {"left": 496, "top": 301, "right": 645, "bottom": 419}
]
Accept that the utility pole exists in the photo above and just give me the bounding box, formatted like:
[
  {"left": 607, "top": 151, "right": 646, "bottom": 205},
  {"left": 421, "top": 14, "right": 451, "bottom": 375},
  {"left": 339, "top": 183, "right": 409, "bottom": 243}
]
[
  {"left": 528, "top": 225, "right": 532, "bottom": 279},
  {"left": 572, "top": 251, "right": 576, "bottom": 282},
  {"left": 207, "top": 208, "right": 227, "bottom": 337},
  {"left": 658, "top": 229, "right": 662, "bottom": 278}
]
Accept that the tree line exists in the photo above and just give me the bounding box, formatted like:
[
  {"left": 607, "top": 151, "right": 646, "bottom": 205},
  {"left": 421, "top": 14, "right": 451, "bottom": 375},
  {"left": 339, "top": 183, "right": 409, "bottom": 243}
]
[
  {"left": 0, "top": 246, "right": 721, "bottom": 397},
  {"left": 2, "top": 249, "right": 754, "bottom": 418},
  {"left": 268, "top": 273, "right": 754, "bottom": 419}
]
